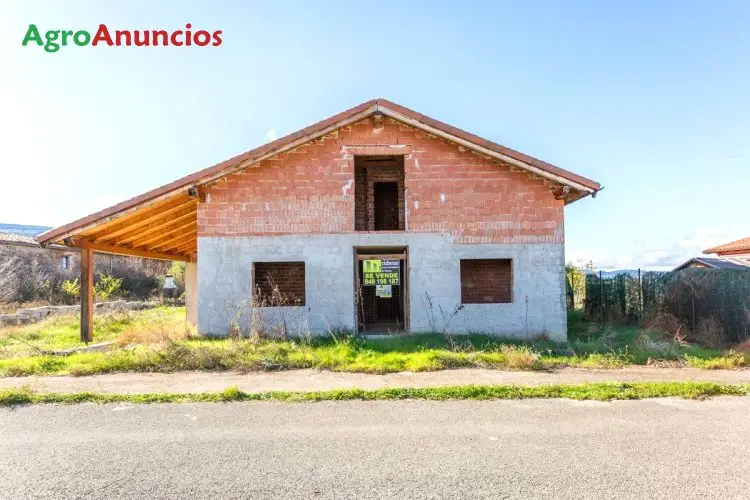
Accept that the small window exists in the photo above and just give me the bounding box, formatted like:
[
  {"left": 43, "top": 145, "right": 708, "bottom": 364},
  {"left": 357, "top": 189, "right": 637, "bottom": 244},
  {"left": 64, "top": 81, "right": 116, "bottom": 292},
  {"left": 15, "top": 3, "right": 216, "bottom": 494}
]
[
  {"left": 253, "top": 262, "right": 305, "bottom": 306},
  {"left": 460, "top": 259, "right": 512, "bottom": 304},
  {"left": 60, "top": 255, "right": 71, "bottom": 271}
]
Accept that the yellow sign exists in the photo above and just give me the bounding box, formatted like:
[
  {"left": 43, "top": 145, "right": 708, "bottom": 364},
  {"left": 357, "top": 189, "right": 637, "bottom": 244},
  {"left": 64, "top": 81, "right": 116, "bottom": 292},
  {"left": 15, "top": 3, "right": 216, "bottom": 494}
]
[{"left": 363, "top": 259, "right": 400, "bottom": 286}]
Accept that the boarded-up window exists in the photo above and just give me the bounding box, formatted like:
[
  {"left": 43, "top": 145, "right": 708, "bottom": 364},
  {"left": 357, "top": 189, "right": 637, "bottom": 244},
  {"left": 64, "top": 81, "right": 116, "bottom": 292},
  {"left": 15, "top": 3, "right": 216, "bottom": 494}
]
[
  {"left": 460, "top": 259, "right": 512, "bottom": 304},
  {"left": 253, "top": 262, "right": 305, "bottom": 306}
]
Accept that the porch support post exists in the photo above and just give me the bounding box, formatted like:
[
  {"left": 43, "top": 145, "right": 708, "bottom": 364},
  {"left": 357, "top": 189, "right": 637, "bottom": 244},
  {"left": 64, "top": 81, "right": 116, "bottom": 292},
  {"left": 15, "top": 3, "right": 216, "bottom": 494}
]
[
  {"left": 185, "top": 261, "right": 197, "bottom": 326},
  {"left": 80, "top": 247, "right": 94, "bottom": 343}
]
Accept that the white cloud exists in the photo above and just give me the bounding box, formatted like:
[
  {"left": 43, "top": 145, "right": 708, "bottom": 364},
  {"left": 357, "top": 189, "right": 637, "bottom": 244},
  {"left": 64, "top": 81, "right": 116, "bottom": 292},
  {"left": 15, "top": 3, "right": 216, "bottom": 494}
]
[
  {"left": 265, "top": 128, "right": 278, "bottom": 142},
  {"left": 569, "top": 227, "right": 748, "bottom": 271}
]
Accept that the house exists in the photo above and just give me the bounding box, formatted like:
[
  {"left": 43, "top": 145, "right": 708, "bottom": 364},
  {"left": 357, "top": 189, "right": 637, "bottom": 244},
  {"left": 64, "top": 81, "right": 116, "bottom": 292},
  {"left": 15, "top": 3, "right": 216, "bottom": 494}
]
[
  {"left": 673, "top": 237, "right": 750, "bottom": 272},
  {"left": 0, "top": 226, "right": 78, "bottom": 275},
  {"left": 0, "top": 223, "right": 169, "bottom": 304},
  {"left": 37, "top": 99, "right": 601, "bottom": 341},
  {"left": 673, "top": 256, "right": 750, "bottom": 271},
  {"left": 704, "top": 237, "right": 750, "bottom": 260}
]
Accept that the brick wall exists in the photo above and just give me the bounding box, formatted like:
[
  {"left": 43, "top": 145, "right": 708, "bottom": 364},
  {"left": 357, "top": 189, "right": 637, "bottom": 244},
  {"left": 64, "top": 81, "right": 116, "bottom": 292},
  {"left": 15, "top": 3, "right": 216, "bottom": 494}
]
[
  {"left": 199, "top": 117, "right": 564, "bottom": 244},
  {"left": 460, "top": 259, "right": 512, "bottom": 304},
  {"left": 252, "top": 261, "right": 305, "bottom": 306}
]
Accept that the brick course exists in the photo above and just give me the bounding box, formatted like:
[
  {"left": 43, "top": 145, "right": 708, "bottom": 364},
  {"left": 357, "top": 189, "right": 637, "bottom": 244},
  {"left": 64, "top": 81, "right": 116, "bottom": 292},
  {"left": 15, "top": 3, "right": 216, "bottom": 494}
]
[{"left": 199, "top": 117, "right": 564, "bottom": 244}]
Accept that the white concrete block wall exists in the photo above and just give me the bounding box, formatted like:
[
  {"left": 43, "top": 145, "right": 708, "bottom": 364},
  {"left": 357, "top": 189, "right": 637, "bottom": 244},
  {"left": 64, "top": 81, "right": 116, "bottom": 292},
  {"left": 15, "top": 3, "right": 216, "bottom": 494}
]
[{"left": 197, "top": 234, "right": 566, "bottom": 340}]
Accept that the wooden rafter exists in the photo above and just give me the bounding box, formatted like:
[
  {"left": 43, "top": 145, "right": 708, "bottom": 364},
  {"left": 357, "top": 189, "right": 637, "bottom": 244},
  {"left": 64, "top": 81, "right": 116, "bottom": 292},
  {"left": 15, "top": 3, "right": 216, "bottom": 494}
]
[
  {"left": 74, "top": 194, "right": 188, "bottom": 238},
  {"left": 129, "top": 219, "right": 197, "bottom": 249},
  {"left": 134, "top": 224, "right": 197, "bottom": 251},
  {"left": 152, "top": 231, "right": 198, "bottom": 253},
  {"left": 77, "top": 239, "right": 190, "bottom": 262},
  {"left": 171, "top": 239, "right": 197, "bottom": 253},
  {"left": 94, "top": 203, "right": 195, "bottom": 244},
  {"left": 83, "top": 197, "right": 194, "bottom": 242},
  {"left": 119, "top": 210, "right": 197, "bottom": 246}
]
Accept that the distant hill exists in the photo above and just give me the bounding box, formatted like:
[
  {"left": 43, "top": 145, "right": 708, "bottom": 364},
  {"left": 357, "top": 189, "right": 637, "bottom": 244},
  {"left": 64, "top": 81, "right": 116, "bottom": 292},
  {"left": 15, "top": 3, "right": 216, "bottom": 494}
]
[
  {"left": 586, "top": 269, "right": 667, "bottom": 277},
  {"left": 0, "top": 223, "right": 52, "bottom": 237}
]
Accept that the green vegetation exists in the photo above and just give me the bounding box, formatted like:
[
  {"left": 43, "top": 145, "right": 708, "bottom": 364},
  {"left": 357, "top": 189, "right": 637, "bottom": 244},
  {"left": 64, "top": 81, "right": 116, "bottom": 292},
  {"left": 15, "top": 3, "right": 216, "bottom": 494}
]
[
  {"left": 0, "top": 307, "right": 187, "bottom": 354},
  {"left": 0, "top": 308, "right": 747, "bottom": 377},
  {"left": 2, "top": 381, "right": 749, "bottom": 406}
]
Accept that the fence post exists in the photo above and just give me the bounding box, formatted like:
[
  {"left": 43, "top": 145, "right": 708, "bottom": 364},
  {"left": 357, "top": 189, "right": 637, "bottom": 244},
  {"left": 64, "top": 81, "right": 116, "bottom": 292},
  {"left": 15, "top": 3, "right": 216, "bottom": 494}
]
[
  {"left": 599, "top": 270, "right": 604, "bottom": 320},
  {"left": 638, "top": 268, "right": 642, "bottom": 320}
]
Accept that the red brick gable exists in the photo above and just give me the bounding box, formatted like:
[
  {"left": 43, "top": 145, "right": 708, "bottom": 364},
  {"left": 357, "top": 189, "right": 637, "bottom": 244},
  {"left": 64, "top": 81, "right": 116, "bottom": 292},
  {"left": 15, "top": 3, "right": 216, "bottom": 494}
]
[{"left": 199, "top": 117, "right": 563, "bottom": 244}]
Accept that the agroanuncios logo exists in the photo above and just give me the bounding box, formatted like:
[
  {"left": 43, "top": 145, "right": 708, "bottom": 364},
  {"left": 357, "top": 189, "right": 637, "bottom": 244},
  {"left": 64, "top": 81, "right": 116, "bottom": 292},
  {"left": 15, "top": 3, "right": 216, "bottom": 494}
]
[{"left": 22, "top": 23, "right": 223, "bottom": 53}]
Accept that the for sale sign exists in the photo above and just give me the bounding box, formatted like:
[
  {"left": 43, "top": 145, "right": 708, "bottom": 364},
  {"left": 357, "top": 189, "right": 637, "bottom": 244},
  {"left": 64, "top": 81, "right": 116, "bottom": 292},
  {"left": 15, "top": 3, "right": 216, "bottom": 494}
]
[{"left": 363, "top": 259, "right": 400, "bottom": 286}]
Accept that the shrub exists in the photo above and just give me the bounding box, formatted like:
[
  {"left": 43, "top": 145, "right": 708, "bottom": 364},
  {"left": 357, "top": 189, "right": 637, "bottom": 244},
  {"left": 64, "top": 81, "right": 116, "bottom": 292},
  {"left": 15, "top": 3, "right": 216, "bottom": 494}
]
[
  {"left": 61, "top": 278, "right": 81, "bottom": 303},
  {"left": 95, "top": 274, "right": 123, "bottom": 302}
]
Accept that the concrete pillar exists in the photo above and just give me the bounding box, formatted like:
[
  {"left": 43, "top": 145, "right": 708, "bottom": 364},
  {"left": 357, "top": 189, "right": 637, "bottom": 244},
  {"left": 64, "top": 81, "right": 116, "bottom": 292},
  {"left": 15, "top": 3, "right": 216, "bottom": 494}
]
[{"left": 185, "top": 262, "right": 198, "bottom": 326}]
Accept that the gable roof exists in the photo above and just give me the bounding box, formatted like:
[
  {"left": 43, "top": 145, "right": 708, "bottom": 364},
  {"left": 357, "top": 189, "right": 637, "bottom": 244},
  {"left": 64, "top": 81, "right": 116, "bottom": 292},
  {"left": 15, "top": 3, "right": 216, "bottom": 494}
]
[
  {"left": 36, "top": 98, "right": 602, "bottom": 261},
  {"left": 704, "top": 237, "right": 750, "bottom": 256},
  {"left": 0, "top": 232, "right": 40, "bottom": 247},
  {"left": 674, "top": 256, "right": 750, "bottom": 271}
]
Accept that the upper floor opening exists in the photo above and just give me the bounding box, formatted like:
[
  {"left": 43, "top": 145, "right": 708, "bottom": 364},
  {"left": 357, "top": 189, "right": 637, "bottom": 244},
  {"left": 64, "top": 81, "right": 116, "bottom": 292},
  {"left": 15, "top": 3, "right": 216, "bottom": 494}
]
[{"left": 354, "top": 155, "right": 405, "bottom": 232}]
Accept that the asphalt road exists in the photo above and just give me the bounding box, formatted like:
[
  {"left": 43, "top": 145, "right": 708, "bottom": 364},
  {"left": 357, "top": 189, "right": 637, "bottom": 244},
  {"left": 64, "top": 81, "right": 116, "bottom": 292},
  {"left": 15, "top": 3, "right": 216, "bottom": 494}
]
[{"left": 2, "top": 398, "right": 750, "bottom": 499}]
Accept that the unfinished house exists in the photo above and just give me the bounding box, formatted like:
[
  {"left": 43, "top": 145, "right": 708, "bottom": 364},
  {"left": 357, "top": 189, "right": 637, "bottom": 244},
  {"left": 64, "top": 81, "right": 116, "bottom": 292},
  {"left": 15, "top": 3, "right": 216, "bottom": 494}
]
[{"left": 37, "top": 99, "right": 601, "bottom": 341}]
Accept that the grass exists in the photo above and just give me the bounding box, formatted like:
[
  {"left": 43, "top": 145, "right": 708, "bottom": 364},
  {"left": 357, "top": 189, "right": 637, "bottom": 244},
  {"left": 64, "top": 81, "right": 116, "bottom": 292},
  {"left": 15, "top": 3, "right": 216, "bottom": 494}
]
[
  {"left": 0, "top": 307, "right": 747, "bottom": 377},
  {"left": 1, "top": 381, "right": 749, "bottom": 406},
  {"left": 0, "top": 306, "right": 189, "bottom": 355}
]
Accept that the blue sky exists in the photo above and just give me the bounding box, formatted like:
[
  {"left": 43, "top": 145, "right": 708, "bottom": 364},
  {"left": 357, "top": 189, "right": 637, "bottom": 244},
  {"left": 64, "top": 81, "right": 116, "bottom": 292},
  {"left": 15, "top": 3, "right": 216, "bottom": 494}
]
[{"left": 2, "top": 1, "right": 749, "bottom": 270}]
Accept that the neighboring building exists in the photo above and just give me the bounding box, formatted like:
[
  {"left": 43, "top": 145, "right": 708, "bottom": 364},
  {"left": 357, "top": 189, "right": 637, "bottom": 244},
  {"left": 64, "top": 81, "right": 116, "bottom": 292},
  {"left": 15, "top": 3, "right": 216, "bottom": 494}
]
[
  {"left": 673, "top": 256, "right": 750, "bottom": 272},
  {"left": 0, "top": 229, "right": 78, "bottom": 275},
  {"left": 704, "top": 237, "right": 750, "bottom": 260},
  {"left": 37, "top": 99, "right": 601, "bottom": 340},
  {"left": 673, "top": 236, "right": 750, "bottom": 272},
  {"left": 0, "top": 224, "right": 169, "bottom": 303}
]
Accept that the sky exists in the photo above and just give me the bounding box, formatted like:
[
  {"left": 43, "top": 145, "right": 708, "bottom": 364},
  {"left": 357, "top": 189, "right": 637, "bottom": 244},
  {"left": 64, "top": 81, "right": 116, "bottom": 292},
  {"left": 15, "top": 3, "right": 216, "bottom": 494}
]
[{"left": 1, "top": 1, "right": 749, "bottom": 270}]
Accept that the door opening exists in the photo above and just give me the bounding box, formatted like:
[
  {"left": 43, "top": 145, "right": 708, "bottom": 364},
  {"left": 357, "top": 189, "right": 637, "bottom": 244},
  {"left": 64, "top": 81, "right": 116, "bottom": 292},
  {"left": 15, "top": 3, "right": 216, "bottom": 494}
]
[
  {"left": 373, "top": 182, "right": 399, "bottom": 230},
  {"left": 355, "top": 247, "right": 408, "bottom": 334}
]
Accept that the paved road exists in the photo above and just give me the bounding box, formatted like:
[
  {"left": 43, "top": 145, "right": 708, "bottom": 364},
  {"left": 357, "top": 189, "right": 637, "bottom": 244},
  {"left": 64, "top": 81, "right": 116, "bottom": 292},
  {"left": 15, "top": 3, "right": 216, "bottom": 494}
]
[{"left": 2, "top": 398, "right": 750, "bottom": 499}]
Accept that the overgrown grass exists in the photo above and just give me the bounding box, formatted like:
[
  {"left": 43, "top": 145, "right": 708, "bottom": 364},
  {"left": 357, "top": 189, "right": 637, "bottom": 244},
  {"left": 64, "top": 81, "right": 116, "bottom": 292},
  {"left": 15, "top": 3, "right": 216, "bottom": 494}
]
[
  {"left": 0, "top": 307, "right": 747, "bottom": 377},
  {"left": 2, "top": 381, "right": 748, "bottom": 406},
  {"left": 0, "top": 307, "right": 189, "bottom": 355}
]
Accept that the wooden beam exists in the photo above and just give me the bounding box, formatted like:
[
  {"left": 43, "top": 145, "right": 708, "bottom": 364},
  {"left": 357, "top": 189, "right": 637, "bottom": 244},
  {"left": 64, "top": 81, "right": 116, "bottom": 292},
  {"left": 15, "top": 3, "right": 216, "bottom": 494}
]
[
  {"left": 171, "top": 240, "right": 197, "bottom": 254},
  {"left": 95, "top": 203, "right": 196, "bottom": 244},
  {"left": 80, "top": 247, "right": 94, "bottom": 343},
  {"left": 131, "top": 222, "right": 197, "bottom": 249},
  {"left": 121, "top": 211, "right": 197, "bottom": 246},
  {"left": 77, "top": 240, "right": 190, "bottom": 262},
  {"left": 75, "top": 194, "right": 189, "bottom": 239},
  {"left": 151, "top": 231, "right": 198, "bottom": 253},
  {"left": 84, "top": 198, "right": 194, "bottom": 243}
]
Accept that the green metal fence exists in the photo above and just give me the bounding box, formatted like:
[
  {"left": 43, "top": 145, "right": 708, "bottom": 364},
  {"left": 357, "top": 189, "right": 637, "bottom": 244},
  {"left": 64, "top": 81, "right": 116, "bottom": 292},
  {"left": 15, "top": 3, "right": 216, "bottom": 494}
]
[{"left": 567, "top": 268, "right": 750, "bottom": 345}]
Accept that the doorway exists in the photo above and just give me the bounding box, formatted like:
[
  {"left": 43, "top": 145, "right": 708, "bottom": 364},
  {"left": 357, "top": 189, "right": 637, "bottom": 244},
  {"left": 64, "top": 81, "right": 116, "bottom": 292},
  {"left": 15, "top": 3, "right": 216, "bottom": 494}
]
[
  {"left": 355, "top": 247, "right": 408, "bottom": 334},
  {"left": 373, "top": 182, "right": 399, "bottom": 230}
]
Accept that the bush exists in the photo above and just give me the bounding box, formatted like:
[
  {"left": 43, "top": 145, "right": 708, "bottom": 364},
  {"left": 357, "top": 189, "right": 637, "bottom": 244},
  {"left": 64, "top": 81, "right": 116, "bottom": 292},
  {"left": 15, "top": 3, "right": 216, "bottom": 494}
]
[
  {"left": 95, "top": 274, "right": 123, "bottom": 302},
  {"left": 61, "top": 278, "right": 81, "bottom": 304}
]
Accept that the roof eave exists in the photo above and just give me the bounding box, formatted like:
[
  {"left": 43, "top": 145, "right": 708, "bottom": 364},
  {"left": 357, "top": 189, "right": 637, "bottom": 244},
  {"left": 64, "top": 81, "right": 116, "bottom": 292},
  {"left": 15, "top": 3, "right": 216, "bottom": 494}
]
[{"left": 37, "top": 98, "right": 602, "bottom": 244}]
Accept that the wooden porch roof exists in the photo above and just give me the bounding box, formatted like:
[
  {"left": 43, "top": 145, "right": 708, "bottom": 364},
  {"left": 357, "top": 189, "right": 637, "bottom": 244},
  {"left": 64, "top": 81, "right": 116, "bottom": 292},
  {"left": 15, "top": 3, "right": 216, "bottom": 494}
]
[{"left": 49, "top": 193, "right": 197, "bottom": 262}]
